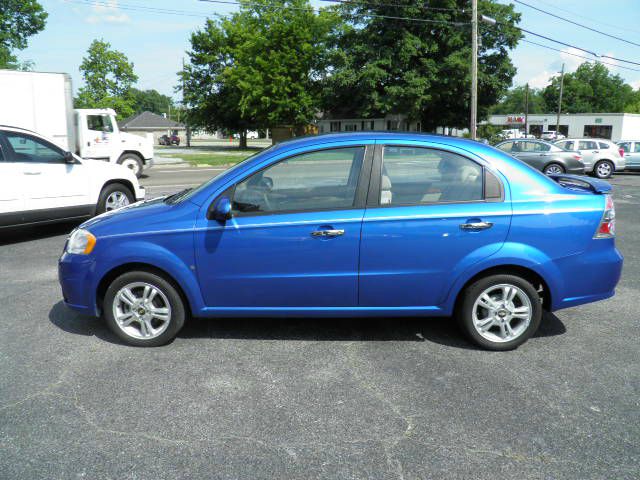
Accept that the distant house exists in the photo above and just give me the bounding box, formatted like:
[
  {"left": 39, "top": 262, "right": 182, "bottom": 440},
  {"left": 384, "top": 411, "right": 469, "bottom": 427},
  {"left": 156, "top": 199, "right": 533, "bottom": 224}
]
[{"left": 118, "top": 111, "right": 186, "bottom": 143}]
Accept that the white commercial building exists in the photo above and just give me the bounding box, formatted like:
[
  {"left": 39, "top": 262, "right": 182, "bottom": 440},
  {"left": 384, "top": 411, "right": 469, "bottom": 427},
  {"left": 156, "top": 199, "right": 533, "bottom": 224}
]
[{"left": 488, "top": 113, "right": 640, "bottom": 141}]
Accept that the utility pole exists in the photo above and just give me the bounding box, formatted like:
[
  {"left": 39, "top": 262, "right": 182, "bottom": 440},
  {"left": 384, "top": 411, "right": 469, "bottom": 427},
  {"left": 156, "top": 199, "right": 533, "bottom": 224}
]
[
  {"left": 470, "top": 0, "right": 478, "bottom": 140},
  {"left": 555, "top": 63, "right": 565, "bottom": 139},
  {"left": 524, "top": 83, "right": 529, "bottom": 136},
  {"left": 182, "top": 57, "right": 191, "bottom": 148}
]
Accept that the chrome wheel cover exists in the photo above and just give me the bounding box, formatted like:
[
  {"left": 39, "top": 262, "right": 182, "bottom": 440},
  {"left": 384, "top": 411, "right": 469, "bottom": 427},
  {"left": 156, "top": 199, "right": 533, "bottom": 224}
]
[
  {"left": 112, "top": 282, "right": 172, "bottom": 340},
  {"left": 597, "top": 162, "right": 612, "bottom": 177},
  {"left": 121, "top": 158, "right": 140, "bottom": 175},
  {"left": 544, "top": 164, "right": 563, "bottom": 175},
  {"left": 105, "top": 191, "right": 130, "bottom": 211},
  {"left": 472, "top": 284, "right": 532, "bottom": 343}
]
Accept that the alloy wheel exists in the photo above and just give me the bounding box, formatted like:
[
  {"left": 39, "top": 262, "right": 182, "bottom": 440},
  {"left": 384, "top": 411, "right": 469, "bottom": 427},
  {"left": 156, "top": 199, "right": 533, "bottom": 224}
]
[
  {"left": 471, "top": 283, "right": 533, "bottom": 343},
  {"left": 597, "top": 162, "right": 612, "bottom": 178},
  {"left": 544, "top": 164, "right": 563, "bottom": 175},
  {"left": 112, "top": 282, "right": 172, "bottom": 340},
  {"left": 105, "top": 191, "right": 130, "bottom": 211}
]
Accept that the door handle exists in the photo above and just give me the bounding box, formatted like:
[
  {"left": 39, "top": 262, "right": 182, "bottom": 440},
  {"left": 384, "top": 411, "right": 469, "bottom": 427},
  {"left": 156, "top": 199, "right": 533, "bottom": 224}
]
[
  {"left": 460, "top": 221, "right": 493, "bottom": 231},
  {"left": 23, "top": 171, "right": 41, "bottom": 175},
  {"left": 311, "top": 229, "right": 345, "bottom": 238}
]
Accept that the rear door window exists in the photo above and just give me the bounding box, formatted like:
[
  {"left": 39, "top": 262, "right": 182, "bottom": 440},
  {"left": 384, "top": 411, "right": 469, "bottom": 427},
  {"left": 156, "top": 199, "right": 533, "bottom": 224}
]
[
  {"left": 579, "top": 141, "right": 598, "bottom": 150},
  {"left": 598, "top": 142, "right": 610, "bottom": 149},
  {"left": 381, "top": 146, "right": 483, "bottom": 205},
  {"left": 635, "top": 143, "right": 640, "bottom": 153}
]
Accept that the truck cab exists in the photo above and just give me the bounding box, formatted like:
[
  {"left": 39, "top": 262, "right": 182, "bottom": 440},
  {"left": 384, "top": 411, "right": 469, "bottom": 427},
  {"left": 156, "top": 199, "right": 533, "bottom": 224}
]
[{"left": 75, "top": 108, "right": 153, "bottom": 177}]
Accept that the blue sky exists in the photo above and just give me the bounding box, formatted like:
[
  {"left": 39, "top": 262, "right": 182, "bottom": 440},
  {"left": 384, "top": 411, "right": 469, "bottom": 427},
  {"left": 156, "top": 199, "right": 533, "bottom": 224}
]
[{"left": 20, "top": 0, "right": 640, "bottom": 101}]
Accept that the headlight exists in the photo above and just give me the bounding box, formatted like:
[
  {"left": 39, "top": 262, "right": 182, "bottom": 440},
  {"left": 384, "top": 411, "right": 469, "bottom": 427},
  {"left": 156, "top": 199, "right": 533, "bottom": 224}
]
[{"left": 66, "top": 229, "right": 97, "bottom": 255}]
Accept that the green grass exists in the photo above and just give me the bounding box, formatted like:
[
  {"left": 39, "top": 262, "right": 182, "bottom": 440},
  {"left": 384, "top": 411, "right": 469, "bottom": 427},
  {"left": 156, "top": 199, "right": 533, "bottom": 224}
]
[{"left": 157, "top": 150, "right": 259, "bottom": 166}]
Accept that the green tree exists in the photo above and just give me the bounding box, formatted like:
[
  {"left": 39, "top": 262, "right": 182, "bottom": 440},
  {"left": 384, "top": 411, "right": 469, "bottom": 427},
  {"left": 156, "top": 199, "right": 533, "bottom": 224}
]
[
  {"left": 0, "top": 0, "right": 48, "bottom": 69},
  {"left": 542, "top": 62, "right": 637, "bottom": 114},
  {"left": 322, "top": 0, "right": 522, "bottom": 131},
  {"left": 130, "top": 88, "right": 174, "bottom": 116},
  {"left": 75, "top": 39, "right": 138, "bottom": 119},
  {"left": 182, "top": 0, "right": 339, "bottom": 147},
  {"left": 489, "top": 85, "right": 548, "bottom": 114}
]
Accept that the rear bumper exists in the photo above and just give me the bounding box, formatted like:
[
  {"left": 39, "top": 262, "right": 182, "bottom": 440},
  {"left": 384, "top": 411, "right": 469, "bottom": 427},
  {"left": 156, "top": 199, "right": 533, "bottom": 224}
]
[{"left": 552, "top": 242, "right": 623, "bottom": 311}]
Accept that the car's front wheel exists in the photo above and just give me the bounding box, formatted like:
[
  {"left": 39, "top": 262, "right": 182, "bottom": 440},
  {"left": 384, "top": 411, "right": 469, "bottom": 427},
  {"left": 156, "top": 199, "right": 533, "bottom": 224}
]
[
  {"left": 104, "top": 271, "right": 186, "bottom": 347},
  {"left": 593, "top": 160, "right": 614, "bottom": 179},
  {"left": 457, "top": 274, "right": 542, "bottom": 350}
]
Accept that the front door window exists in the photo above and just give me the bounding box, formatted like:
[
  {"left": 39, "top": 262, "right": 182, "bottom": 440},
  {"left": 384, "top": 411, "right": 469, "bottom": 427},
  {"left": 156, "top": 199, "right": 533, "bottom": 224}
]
[{"left": 232, "top": 147, "right": 365, "bottom": 214}]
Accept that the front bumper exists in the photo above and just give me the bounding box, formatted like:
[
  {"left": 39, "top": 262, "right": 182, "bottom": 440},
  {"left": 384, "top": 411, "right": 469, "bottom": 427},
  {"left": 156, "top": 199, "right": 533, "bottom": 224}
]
[
  {"left": 134, "top": 185, "right": 146, "bottom": 201},
  {"left": 58, "top": 252, "right": 97, "bottom": 315}
]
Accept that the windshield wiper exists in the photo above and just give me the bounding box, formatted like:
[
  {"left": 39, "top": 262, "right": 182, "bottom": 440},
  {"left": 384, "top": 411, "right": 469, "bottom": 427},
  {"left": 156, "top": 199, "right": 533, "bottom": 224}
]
[{"left": 164, "top": 188, "right": 193, "bottom": 204}]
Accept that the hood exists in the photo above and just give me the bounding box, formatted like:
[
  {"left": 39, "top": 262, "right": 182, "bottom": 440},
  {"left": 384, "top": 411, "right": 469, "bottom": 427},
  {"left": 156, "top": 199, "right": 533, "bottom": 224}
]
[
  {"left": 81, "top": 157, "right": 139, "bottom": 180},
  {"left": 81, "top": 196, "right": 198, "bottom": 237}
]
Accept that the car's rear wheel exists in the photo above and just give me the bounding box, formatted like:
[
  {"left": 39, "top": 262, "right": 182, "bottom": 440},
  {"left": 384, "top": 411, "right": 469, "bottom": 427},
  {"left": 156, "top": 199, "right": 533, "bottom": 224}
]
[
  {"left": 593, "top": 160, "right": 614, "bottom": 179},
  {"left": 457, "top": 274, "right": 542, "bottom": 351},
  {"left": 104, "top": 271, "right": 186, "bottom": 347},
  {"left": 543, "top": 163, "right": 565, "bottom": 175},
  {"left": 96, "top": 183, "right": 134, "bottom": 214},
  {"left": 118, "top": 153, "right": 144, "bottom": 178}
]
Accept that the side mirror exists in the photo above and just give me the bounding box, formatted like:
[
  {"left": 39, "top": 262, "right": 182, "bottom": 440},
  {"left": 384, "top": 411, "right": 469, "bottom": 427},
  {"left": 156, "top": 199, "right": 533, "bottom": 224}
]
[
  {"left": 209, "top": 196, "right": 232, "bottom": 222},
  {"left": 64, "top": 151, "right": 75, "bottom": 164}
]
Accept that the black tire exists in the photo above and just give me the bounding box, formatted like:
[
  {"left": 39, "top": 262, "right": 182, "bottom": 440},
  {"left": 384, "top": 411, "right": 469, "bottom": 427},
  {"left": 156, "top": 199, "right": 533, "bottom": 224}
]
[
  {"left": 117, "top": 153, "right": 144, "bottom": 178},
  {"left": 543, "top": 163, "right": 565, "bottom": 176},
  {"left": 456, "top": 274, "right": 542, "bottom": 351},
  {"left": 96, "top": 182, "right": 134, "bottom": 215},
  {"left": 103, "top": 271, "right": 186, "bottom": 347},
  {"left": 593, "top": 160, "right": 614, "bottom": 179}
]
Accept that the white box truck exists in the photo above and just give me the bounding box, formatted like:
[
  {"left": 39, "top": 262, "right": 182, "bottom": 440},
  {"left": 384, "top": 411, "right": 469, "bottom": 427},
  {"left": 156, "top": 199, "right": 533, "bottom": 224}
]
[{"left": 0, "top": 69, "right": 153, "bottom": 177}]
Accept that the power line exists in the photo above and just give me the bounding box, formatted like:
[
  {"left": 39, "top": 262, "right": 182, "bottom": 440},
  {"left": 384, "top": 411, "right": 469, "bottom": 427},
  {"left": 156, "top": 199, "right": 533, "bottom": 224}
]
[
  {"left": 198, "top": 0, "right": 470, "bottom": 25},
  {"left": 318, "top": 0, "right": 466, "bottom": 13},
  {"left": 520, "top": 39, "right": 640, "bottom": 73},
  {"left": 534, "top": 0, "right": 639, "bottom": 36},
  {"left": 66, "top": 0, "right": 212, "bottom": 17},
  {"left": 513, "top": 0, "right": 640, "bottom": 49}
]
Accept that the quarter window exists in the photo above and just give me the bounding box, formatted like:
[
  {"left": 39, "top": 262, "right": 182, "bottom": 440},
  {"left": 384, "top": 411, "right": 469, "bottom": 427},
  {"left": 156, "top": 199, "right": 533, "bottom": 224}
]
[
  {"left": 232, "top": 147, "right": 365, "bottom": 214},
  {"left": 598, "top": 142, "right": 610, "bottom": 149},
  {"left": 381, "top": 146, "right": 483, "bottom": 205},
  {"left": 4, "top": 132, "right": 65, "bottom": 163}
]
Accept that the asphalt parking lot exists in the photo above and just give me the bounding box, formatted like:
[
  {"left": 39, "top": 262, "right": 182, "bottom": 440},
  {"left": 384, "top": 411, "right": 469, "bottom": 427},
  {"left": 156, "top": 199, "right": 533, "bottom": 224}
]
[{"left": 1, "top": 166, "right": 638, "bottom": 479}]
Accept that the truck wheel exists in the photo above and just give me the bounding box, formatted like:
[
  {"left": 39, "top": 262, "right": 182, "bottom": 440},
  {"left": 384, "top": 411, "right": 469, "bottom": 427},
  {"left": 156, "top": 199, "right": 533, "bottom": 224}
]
[
  {"left": 96, "top": 183, "right": 134, "bottom": 214},
  {"left": 118, "top": 153, "right": 143, "bottom": 178}
]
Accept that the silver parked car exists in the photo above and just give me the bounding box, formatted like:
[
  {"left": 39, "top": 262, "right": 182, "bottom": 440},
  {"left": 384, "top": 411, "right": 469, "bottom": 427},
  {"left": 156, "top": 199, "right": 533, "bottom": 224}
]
[
  {"left": 617, "top": 141, "right": 640, "bottom": 170},
  {"left": 495, "top": 139, "right": 584, "bottom": 175},
  {"left": 554, "top": 138, "right": 626, "bottom": 179}
]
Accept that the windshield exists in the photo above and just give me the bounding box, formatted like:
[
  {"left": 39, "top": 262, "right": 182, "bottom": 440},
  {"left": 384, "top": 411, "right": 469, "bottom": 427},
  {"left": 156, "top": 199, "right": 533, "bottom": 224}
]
[{"left": 178, "top": 145, "right": 277, "bottom": 202}]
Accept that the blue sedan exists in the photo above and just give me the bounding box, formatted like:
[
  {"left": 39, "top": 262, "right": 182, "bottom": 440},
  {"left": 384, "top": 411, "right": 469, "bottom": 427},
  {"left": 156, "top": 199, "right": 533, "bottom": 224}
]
[{"left": 58, "top": 133, "right": 623, "bottom": 350}]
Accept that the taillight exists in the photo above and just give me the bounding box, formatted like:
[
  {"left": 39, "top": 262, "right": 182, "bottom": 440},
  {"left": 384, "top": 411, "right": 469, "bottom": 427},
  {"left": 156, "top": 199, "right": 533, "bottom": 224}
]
[
  {"left": 573, "top": 154, "right": 582, "bottom": 161},
  {"left": 595, "top": 194, "right": 615, "bottom": 238},
  {"left": 618, "top": 148, "right": 625, "bottom": 158}
]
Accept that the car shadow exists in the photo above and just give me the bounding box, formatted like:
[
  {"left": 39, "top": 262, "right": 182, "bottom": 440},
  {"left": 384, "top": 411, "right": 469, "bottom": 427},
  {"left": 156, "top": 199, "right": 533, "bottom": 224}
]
[
  {"left": 49, "top": 302, "right": 566, "bottom": 350},
  {"left": 0, "top": 221, "right": 82, "bottom": 246}
]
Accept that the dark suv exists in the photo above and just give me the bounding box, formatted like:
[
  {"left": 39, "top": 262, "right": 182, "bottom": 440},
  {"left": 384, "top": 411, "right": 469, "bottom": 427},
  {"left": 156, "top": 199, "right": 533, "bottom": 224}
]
[{"left": 159, "top": 134, "right": 180, "bottom": 146}]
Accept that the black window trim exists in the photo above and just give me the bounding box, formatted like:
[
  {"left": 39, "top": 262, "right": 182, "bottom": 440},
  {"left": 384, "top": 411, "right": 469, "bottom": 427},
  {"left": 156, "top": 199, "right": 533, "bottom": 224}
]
[
  {"left": 208, "top": 144, "right": 375, "bottom": 219},
  {"left": 1, "top": 130, "right": 67, "bottom": 164},
  {"left": 366, "top": 143, "right": 505, "bottom": 208}
]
